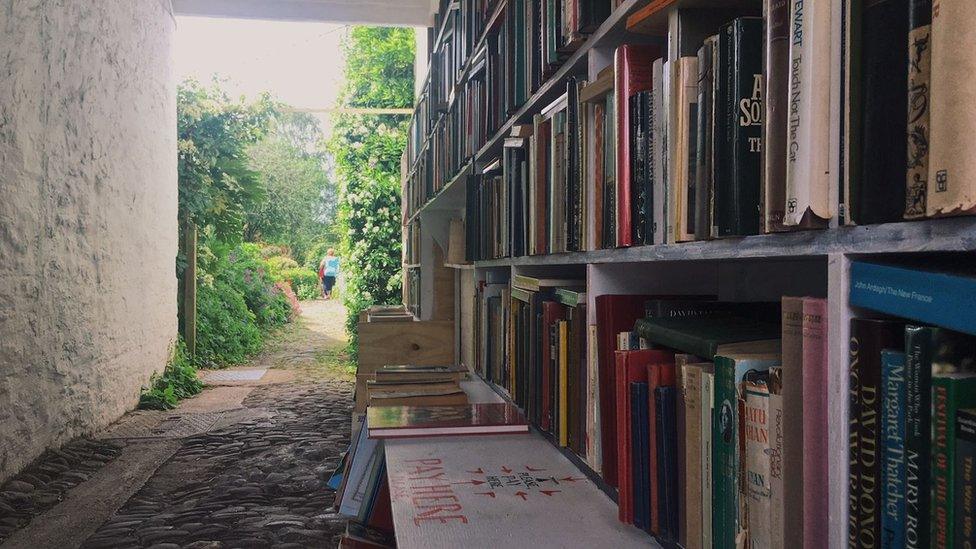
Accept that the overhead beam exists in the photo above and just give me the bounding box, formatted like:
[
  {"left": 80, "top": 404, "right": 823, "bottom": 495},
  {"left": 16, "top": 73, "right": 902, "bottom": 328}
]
[
  {"left": 172, "top": 0, "right": 433, "bottom": 27},
  {"left": 285, "top": 106, "right": 414, "bottom": 115}
]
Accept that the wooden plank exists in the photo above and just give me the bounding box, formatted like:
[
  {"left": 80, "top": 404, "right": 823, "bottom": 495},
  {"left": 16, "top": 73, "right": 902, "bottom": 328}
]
[
  {"left": 357, "top": 320, "right": 455, "bottom": 374},
  {"left": 385, "top": 434, "right": 656, "bottom": 548}
]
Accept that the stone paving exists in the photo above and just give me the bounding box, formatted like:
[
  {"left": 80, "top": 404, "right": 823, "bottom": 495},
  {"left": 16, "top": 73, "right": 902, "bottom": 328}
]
[{"left": 0, "top": 299, "right": 355, "bottom": 549}]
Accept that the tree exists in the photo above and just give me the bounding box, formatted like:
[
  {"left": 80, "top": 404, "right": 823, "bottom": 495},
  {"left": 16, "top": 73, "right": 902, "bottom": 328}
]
[{"left": 328, "top": 27, "right": 415, "bottom": 356}]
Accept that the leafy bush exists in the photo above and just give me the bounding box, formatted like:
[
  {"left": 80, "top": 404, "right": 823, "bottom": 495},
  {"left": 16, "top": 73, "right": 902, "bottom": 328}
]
[
  {"left": 280, "top": 267, "right": 321, "bottom": 300},
  {"left": 265, "top": 255, "right": 298, "bottom": 280},
  {"left": 140, "top": 339, "right": 204, "bottom": 410},
  {"left": 303, "top": 240, "right": 338, "bottom": 271},
  {"left": 223, "top": 243, "right": 292, "bottom": 328},
  {"left": 195, "top": 278, "right": 264, "bottom": 368}
]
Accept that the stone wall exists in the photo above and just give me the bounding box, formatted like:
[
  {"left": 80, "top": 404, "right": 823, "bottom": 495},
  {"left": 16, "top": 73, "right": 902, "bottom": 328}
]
[{"left": 0, "top": 0, "right": 177, "bottom": 482}]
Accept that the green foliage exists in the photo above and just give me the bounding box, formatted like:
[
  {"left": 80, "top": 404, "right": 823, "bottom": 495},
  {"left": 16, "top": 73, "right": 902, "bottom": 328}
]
[
  {"left": 303, "top": 241, "right": 339, "bottom": 271},
  {"left": 196, "top": 278, "right": 263, "bottom": 368},
  {"left": 265, "top": 255, "right": 299, "bottom": 279},
  {"left": 280, "top": 267, "right": 321, "bottom": 300},
  {"left": 139, "top": 339, "right": 204, "bottom": 410},
  {"left": 329, "top": 27, "right": 415, "bottom": 358}
]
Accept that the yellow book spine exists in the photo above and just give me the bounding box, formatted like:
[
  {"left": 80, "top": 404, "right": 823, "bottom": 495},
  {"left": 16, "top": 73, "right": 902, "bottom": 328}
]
[{"left": 559, "top": 320, "right": 569, "bottom": 447}]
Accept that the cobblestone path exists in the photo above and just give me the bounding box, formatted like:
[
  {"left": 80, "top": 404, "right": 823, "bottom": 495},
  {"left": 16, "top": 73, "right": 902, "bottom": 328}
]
[{"left": 0, "top": 299, "right": 354, "bottom": 549}]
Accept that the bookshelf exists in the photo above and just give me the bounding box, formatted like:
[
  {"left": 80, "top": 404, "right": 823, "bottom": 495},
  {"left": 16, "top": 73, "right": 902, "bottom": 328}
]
[{"left": 399, "top": 0, "right": 976, "bottom": 547}]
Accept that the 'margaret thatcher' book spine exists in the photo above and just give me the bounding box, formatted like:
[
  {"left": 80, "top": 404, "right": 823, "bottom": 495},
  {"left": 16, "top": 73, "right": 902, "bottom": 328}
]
[
  {"left": 848, "top": 319, "right": 904, "bottom": 548},
  {"left": 784, "top": 0, "right": 831, "bottom": 227},
  {"left": 925, "top": 0, "right": 976, "bottom": 218},
  {"left": 903, "top": 0, "right": 931, "bottom": 218},
  {"left": 881, "top": 350, "right": 908, "bottom": 549},
  {"left": 715, "top": 17, "right": 763, "bottom": 237},
  {"left": 764, "top": 0, "right": 791, "bottom": 232}
]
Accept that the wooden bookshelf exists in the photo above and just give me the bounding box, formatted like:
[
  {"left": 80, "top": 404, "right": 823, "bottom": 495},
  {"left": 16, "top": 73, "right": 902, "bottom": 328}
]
[{"left": 406, "top": 158, "right": 472, "bottom": 224}]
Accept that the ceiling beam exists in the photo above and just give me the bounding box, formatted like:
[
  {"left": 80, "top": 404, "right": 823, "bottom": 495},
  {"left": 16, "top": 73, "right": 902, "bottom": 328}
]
[{"left": 172, "top": 0, "right": 433, "bottom": 27}]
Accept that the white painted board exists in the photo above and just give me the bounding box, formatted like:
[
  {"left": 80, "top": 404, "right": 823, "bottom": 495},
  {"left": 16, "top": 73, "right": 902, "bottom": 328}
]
[{"left": 385, "top": 433, "right": 658, "bottom": 548}]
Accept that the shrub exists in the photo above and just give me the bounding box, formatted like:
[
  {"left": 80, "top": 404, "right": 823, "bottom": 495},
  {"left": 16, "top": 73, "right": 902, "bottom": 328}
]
[
  {"left": 140, "top": 339, "right": 204, "bottom": 410},
  {"left": 265, "top": 255, "right": 299, "bottom": 280},
  {"left": 280, "top": 267, "right": 321, "bottom": 300},
  {"left": 195, "top": 278, "right": 263, "bottom": 368},
  {"left": 223, "top": 243, "right": 292, "bottom": 328}
]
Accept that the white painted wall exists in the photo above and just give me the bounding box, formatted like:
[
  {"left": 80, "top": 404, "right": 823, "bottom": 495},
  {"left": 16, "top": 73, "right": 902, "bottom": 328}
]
[{"left": 0, "top": 0, "right": 178, "bottom": 482}]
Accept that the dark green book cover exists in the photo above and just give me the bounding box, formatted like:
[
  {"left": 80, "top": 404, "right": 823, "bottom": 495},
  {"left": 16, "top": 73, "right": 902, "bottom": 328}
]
[
  {"left": 633, "top": 316, "right": 780, "bottom": 360},
  {"left": 905, "top": 325, "right": 936, "bottom": 549},
  {"left": 714, "top": 17, "right": 763, "bottom": 237},
  {"left": 933, "top": 372, "right": 976, "bottom": 549},
  {"left": 712, "top": 349, "right": 780, "bottom": 549},
  {"left": 955, "top": 408, "right": 976, "bottom": 547}
]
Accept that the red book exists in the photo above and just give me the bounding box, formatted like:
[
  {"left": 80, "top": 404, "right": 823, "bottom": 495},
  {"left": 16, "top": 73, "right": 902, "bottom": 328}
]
[
  {"left": 541, "top": 301, "right": 567, "bottom": 433},
  {"left": 614, "top": 44, "right": 660, "bottom": 247},
  {"left": 366, "top": 403, "right": 528, "bottom": 438},
  {"left": 596, "top": 294, "right": 657, "bottom": 487},
  {"left": 616, "top": 349, "right": 674, "bottom": 525},
  {"left": 802, "top": 297, "right": 828, "bottom": 547},
  {"left": 646, "top": 359, "right": 676, "bottom": 534}
]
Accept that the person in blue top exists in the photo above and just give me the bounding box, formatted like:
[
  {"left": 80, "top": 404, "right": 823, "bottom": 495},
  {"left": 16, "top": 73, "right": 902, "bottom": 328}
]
[{"left": 319, "top": 248, "right": 340, "bottom": 300}]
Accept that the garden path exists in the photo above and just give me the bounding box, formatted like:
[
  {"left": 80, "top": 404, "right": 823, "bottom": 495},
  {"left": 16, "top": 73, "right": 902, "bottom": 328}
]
[{"left": 0, "top": 299, "right": 354, "bottom": 549}]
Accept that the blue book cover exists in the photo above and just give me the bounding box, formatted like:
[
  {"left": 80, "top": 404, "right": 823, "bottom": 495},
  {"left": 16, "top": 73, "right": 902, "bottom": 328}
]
[
  {"left": 630, "top": 382, "right": 651, "bottom": 530},
  {"left": 637, "top": 382, "right": 651, "bottom": 534},
  {"left": 881, "top": 350, "right": 907, "bottom": 549},
  {"left": 849, "top": 261, "right": 976, "bottom": 336}
]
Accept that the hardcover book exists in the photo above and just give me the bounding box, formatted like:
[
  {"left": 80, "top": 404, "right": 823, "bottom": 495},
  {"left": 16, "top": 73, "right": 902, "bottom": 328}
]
[
  {"left": 768, "top": 368, "right": 786, "bottom": 549},
  {"left": 367, "top": 404, "right": 529, "bottom": 438},
  {"left": 614, "top": 350, "right": 659, "bottom": 524},
  {"left": 932, "top": 371, "right": 976, "bottom": 549},
  {"left": 633, "top": 315, "right": 781, "bottom": 360},
  {"left": 905, "top": 325, "right": 937, "bottom": 549},
  {"left": 801, "top": 297, "right": 829, "bottom": 547},
  {"left": 714, "top": 17, "right": 764, "bottom": 237},
  {"left": 744, "top": 379, "right": 772, "bottom": 549},
  {"left": 764, "top": 0, "right": 791, "bottom": 232},
  {"left": 672, "top": 56, "right": 698, "bottom": 243},
  {"left": 848, "top": 319, "right": 905, "bottom": 547},
  {"left": 903, "top": 0, "right": 932, "bottom": 218},
  {"left": 881, "top": 350, "right": 908, "bottom": 549},
  {"left": 955, "top": 408, "right": 976, "bottom": 547},
  {"left": 680, "top": 361, "right": 708, "bottom": 549},
  {"left": 656, "top": 385, "right": 679, "bottom": 541},
  {"left": 646, "top": 359, "right": 677, "bottom": 534},
  {"left": 701, "top": 365, "right": 715, "bottom": 549},
  {"left": 780, "top": 296, "right": 805, "bottom": 546},
  {"left": 695, "top": 36, "right": 718, "bottom": 241}
]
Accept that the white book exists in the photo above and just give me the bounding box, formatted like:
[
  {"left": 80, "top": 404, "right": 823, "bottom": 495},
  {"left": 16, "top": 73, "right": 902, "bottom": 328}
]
[
  {"left": 674, "top": 56, "right": 699, "bottom": 243},
  {"left": 663, "top": 59, "right": 675, "bottom": 244},
  {"left": 702, "top": 369, "right": 714, "bottom": 549},
  {"left": 652, "top": 58, "right": 666, "bottom": 245},
  {"left": 784, "top": 0, "right": 832, "bottom": 226}
]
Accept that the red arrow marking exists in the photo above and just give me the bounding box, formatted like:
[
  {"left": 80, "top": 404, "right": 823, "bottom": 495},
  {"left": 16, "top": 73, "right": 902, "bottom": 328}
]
[
  {"left": 559, "top": 476, "right": 586, "bottom": 482},
  {"left": 500, "top": 466, "right": 513, "bottom": 473},
  {"left": 524, "top": 466, "right": 546, "bottom": 471},
  {"left": 540, "top": 490, "right": 562, "bottom": 496},
  {"left": 466, "top": 468, "right": 485, "bottom": 474},
  {"left": 514, "top": 491, "right": 528, "bottom": 500},
  {"left": 475, "top": 491, "right": 496, "bottom": 498},
  {"left": 452, "top": 479, "right": 486, "bottom": 486}
]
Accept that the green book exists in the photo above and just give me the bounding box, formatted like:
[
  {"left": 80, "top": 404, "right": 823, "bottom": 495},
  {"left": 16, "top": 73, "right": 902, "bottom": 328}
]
[
  {"left": 633, "top": 316, "right": 781, "bottom": 359},
  {"left": 554, "top": 287, "right": 586, "bottom": 307},
  {"left": 712, "top": 344, "right": 781, "bottom": 549},
  {"left": 932, "top": 372, "right": 976, "bottom": 549}
]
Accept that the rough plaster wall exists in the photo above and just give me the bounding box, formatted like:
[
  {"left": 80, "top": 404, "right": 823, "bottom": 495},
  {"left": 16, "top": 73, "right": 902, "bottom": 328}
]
[{"left": 0, "top": 0, "right": 177, "bottom": 482}]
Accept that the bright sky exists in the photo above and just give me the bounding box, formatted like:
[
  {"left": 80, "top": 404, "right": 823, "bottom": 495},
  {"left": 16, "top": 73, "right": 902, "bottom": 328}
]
[{"left": 175, "top": 16, "right": 350, "bottom": 135}]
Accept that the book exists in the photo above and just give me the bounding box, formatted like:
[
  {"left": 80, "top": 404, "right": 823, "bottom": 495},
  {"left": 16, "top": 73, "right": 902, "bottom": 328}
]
[
  {"left": 848, "top": 0, "right": 909, "bottom": 225},
  {"left": 783, "top": 0, "right": 831, "bottom": 228},
  {"left": 339, "top": 417, "right": 382, "bottom": 518},
  {"left": 596, "top": 294, "right": 659, "bottom": 487},
  {"left": 630, "top": 90, "right": 653, "bottom": 245},
  {"left": 712, "top": 342, "right": 781, "bottom": 549},
  {"left": 682, "top": 362, "right": 708, "bottom": 549},
  {"left": 701, "top": 364, "right": 715, "bottom": 549},
  {"left": 764, "top": 0, "right": 791, "bottom": 232},
  {"left": 632, "top": 381, "right": 651, "bottom": 531},
  {"left": 768, "top": 368, "right": 786, "bottom": 549},
  {"left": 849, "top": 260, "right": 976, "bottom": 336},
  {"left": 656, "top": 385, "right": 679, "bottom": 541},
  {"left": 559, "top": 319, "right": 570, "bottom": 447},
  {"left": 695, "top": 36, "right": 717, "bottom": 241},
  {"left": 955, "top": 408, "right": 976, "bottom": 546},
  {"left": 365, "top": 403, "right": 528, "bottom": 438},
  {"left": 541, "top": 301, "right": 567, "bottom": 433},
  {"left": 801, "top": 297, "right": 829, "bottom": 547},
  {"left": 614, "top": 44, "right": 659, "bottom": 247},
  {"left": 905, "top": 325, "right": 937, "bottom": 549},
  {"left": 933, "top": 372, "right": 976, "bottom": 549},
  {"left": 651, "top": 58, "right": 667, "bottom": 245},
  {"left": 672, "top": 55, "right": 698, "bottom": 243},
  {"left": 366, "top": 380, "right": 460, "bottom": 394},
  {"left": 512, "top": 274, "right": 583, "bottom": 292},
  {"left": 781, "top": 296, "right": 805, "bottom": 545},
  {"left": 368, "top": 390, "right": 469, "bottom": 407},
  {"left": 633, "top": 315, "right": 781, "bottom": 360},
  {"left": 881, "top": 350, "right": 908, "bottom": 549},
  {"left": 647, "top": 358, "right": 677, "bottom": 534},
  {"left": 712, "top": 17, "right": 764, "bottom": 237},
  {"left": 926, "top": 0, "right": 976, "bottom": 217},
  {"left": 903, "top": 0, "right": 932, "bottom": 219},
  {"left": 587, "top": 324, "right": 602, "bottom": 471},
  {"left": 744, "top": 379, "right": 772, "bottom": 549},
  {"left": 848, "top": 318, "right": 905, "bottom": 547}
]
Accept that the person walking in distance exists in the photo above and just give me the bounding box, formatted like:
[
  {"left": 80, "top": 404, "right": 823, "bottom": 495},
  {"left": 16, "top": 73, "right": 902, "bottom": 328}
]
[{"left": 319, "top": 248, "right": 340, "bottom": 300}]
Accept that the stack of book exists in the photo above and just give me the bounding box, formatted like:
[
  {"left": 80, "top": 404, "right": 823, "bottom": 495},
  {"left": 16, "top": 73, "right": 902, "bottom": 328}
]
[{"left": 362, "top": 365, "right": 470, "bottom": 409}]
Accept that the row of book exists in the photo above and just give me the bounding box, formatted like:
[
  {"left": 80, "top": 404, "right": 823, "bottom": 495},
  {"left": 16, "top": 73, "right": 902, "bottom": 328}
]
[{"left": 404, "top": 0, "right": 614, "bottom": 221}]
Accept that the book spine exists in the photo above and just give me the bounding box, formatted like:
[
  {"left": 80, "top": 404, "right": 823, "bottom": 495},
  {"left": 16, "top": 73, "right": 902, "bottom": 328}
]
[
  {"left": 905, "top": 325, "right": 933, "bottom": 549},
  {"left": 782, "top": 296, "right": 805, "bottom": 545},
  {"left": 614, "top": 351, "right": 631, "bottom": 523},
  {"left": 652, "top": 59, "right": 666, "bottom": 245},
  {"left": 744, "top": 382, "right": 772, "bottom": 548},
  {"left": 716, "top": 18, "right": 763, "bottom": 237},
  {"left": 559, "top": 320, "right": 569, "bottom": 447},
  {"left": 713, "top": 355, "right": 739, "bottom": 549},
  {"left": 926, "top": 0, "right": 976, "bottom": 217},
  {"left": 702, "top": 369, "right": 714, "bottom": 549},
  {"left": 658, "top": 386, "right": 679, "bottom": 541},
  {"left": 630, "top": 382, "right": 646, "bottom": 529},
  {"left": 932, "top": 376, "right": 976, "bottom": 549},
  {"left": 684, "top": 365, "right": 704, "bottom": 549},
  {"left": 849, "top": 319, "right": 904, "bottom": 548},
  {"left": 784, "top": 0, "right": 832, "bottom": 227},
  {"left": 802, "top": 297, "right": 829, "bottom": 547},
  {"left": 764, "top": 0, "right": 791, "bottom": 232},
  {"left": 880, "top": 350, "right": 907, "bottom": 549},
  {"left": 695, "top": 39, "right": 714, "bottom": 241},
  {"left": 614, "top": 45, "right": 656, "bottom": 247},
  {"left": 677, "top": 56, "right": 698, "bottom": 243},
  {"left": 955, "top": 410, "right": 976, "bottom": 547},
  {"left": 769, "top": 370, "right": 786, "bottom": 549},
  {"left": 904, "top": 0, "right": 932, "bottom": 218}
]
